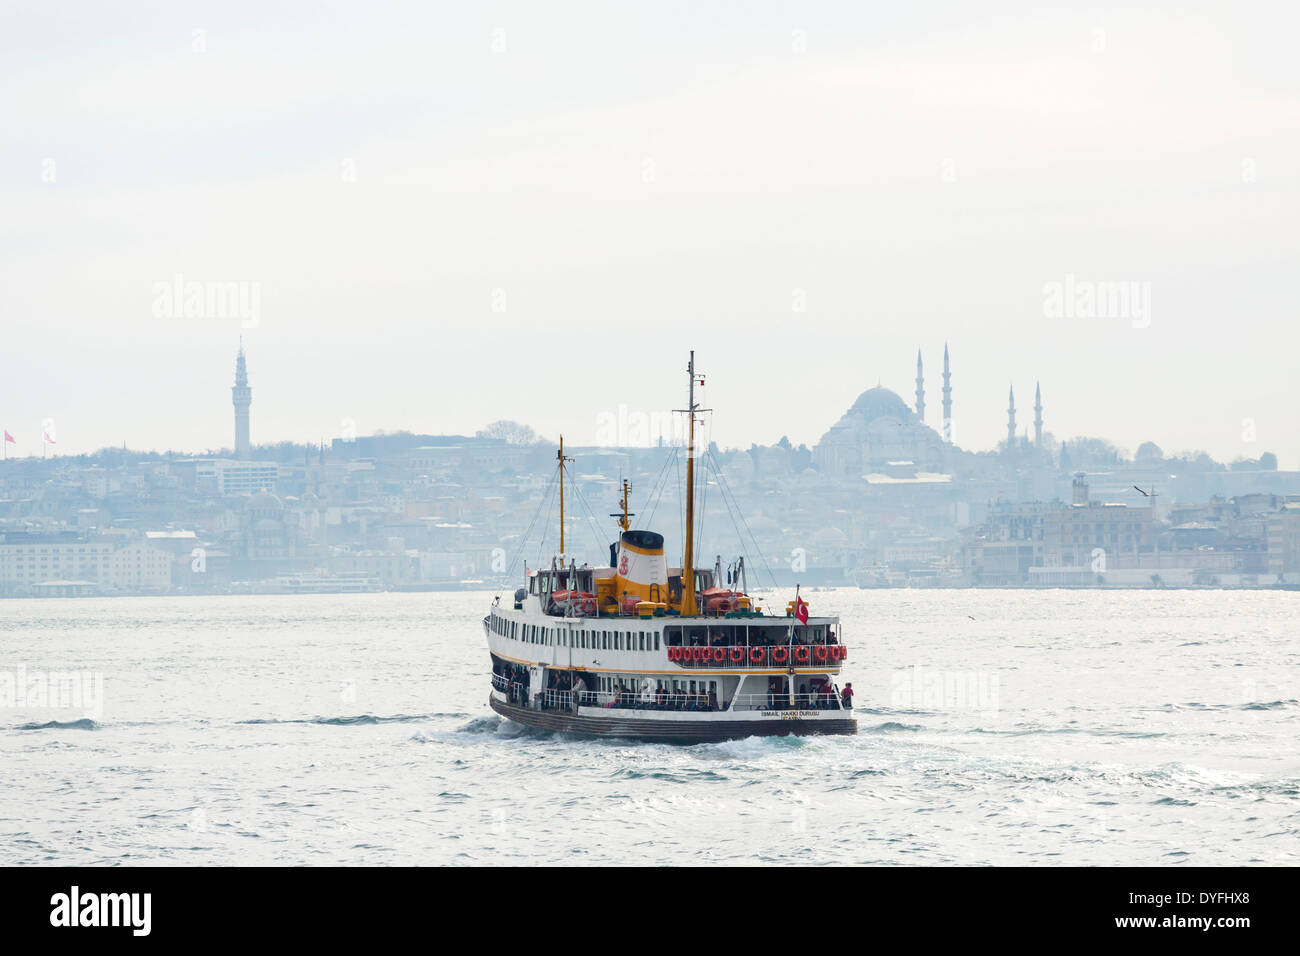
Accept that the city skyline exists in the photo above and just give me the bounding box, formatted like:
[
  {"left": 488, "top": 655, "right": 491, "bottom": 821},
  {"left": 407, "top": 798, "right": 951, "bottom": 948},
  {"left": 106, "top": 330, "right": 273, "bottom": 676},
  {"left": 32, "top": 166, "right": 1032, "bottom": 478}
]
[{"left": 0, "top": 339, "right": 1288, "bottom": 470}]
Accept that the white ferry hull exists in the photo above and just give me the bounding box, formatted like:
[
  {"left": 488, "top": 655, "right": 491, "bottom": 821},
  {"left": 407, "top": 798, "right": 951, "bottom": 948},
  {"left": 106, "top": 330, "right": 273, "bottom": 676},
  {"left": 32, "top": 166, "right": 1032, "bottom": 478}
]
[{"left": 489, "top": 691, "right": 857, "bottom": 743}]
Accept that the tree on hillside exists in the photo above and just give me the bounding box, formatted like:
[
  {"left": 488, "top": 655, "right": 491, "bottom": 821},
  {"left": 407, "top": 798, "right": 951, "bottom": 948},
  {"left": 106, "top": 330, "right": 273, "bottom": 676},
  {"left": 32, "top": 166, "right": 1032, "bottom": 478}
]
[{"left": 476, "top": 420, "right": 538, "bottom": 445}]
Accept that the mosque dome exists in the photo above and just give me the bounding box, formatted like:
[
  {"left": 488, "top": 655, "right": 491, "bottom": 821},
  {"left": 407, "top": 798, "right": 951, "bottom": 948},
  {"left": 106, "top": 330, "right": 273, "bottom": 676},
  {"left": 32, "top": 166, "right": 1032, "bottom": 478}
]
[{"left": 849, "top": 387, "right": 914, "bottom": 423}]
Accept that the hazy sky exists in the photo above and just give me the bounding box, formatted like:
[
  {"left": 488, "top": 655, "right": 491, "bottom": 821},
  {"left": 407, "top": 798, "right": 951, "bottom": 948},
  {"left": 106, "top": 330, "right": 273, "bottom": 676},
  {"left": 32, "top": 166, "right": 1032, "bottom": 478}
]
[{"left": 3, "top": 2, "right": 1298, "bottom": 465}]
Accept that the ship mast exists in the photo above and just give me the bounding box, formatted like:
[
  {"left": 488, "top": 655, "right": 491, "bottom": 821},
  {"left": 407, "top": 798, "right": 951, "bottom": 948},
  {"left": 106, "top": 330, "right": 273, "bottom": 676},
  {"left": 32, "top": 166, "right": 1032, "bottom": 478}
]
[
  {"left": 679, "top": 351, "right": 707, "bottom": 617},
  {"left": 557, "top": 436, "right": 573, "bottom": 556},
  {"left": 611, "top": 479, "right": 633, "bottom": 532}
]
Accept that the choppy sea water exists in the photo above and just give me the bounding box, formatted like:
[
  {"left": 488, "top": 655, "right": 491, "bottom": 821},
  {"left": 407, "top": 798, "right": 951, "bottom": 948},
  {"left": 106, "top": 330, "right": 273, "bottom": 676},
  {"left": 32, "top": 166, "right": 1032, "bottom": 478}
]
[{"left": 1, "top": 589, "right": 1297, "bottom": 866}]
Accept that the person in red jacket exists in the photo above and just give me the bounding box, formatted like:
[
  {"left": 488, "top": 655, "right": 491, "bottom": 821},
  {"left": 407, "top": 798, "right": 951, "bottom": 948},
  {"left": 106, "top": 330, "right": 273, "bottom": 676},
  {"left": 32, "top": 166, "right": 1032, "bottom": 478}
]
[{"left": 840, "top": 682, "right": 854, "bottom": 709}]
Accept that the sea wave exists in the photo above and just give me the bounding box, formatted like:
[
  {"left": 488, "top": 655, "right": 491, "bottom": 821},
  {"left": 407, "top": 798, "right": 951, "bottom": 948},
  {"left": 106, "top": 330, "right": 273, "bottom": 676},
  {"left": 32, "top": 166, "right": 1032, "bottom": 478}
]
[
  {"left": 14, "top": 718, "right": 99, "bottom": 731},
  {"left": 237, "top": 714, "right": 439, "bottom": 726}
]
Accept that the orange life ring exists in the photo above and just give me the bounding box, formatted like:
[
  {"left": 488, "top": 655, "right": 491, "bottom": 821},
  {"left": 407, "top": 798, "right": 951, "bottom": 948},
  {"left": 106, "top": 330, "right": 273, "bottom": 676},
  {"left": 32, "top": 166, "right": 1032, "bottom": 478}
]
[
  {"left": 794, "top": 645, "right": 810, "bottom": 664},
  {"left": 668, "top": 647, "right": 681, "bottom": 662},
  {"left": 712, "top": 647, "right": 726, "bottom": 663},
  {"left": 729, "top": 647, "right": 744, "bottom": 663},
  {"left": 771, "top": 646, "right": 789, "bottom": 664},
  {"left": 813, "top": 645, "right": 829, "bottom": 663},
  {"left": 838, "top": 645, "right": 847, "bottom": 661},
  {"left": 749, "top": 647, "right": 765, "bottom": 664}
]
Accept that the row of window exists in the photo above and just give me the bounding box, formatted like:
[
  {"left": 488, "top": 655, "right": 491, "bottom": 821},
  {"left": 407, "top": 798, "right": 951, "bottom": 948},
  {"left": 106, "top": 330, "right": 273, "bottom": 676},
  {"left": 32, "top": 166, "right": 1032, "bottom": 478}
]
[
  {"left": 0, "top": 547, "right": 113, "bottom": 554},
  {"left": 489, "top": 612, "right": 662, "bottom": 652}
]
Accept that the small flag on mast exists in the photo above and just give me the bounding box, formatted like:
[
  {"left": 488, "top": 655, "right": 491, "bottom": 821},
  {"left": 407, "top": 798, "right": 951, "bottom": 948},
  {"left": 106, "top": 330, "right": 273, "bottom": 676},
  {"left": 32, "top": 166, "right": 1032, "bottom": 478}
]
[
  {"left": 3, "top": 431, "right": 14, "bottom": 444},
  {"left": 794, "top": 595, "right": 809, "bottom": 625}
]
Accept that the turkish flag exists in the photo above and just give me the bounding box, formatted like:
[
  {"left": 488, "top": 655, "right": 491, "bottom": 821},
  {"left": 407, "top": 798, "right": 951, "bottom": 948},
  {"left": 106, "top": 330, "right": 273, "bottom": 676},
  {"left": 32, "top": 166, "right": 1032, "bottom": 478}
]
[{"left": 794, "top": 597, "right": 809, "bottom": 625}]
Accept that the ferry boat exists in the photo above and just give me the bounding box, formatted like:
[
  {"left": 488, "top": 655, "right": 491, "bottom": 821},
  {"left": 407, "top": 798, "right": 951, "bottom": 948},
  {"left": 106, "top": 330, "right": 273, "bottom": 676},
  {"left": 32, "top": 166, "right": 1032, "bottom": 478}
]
[{"left": 483, "top": 353, "right": 857, "bottom": 743}]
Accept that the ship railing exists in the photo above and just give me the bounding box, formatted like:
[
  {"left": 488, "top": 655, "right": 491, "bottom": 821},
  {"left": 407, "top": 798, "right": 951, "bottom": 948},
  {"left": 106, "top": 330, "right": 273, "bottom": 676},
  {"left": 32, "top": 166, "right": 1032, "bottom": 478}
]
[
  {"left": 668, "top": 644, "right": 846, "bottom": 668},
  {"left": 518, "top": 686, "right": 844, "bottom": 713},
  {"left": 729, "top": 692, "right": 844, "bottom": 712},
  {"left": 582, "top": 689, "right": 725, "bottom": 712},
  {"left": 491, "top": 674, "right": 530, "bottom": 705}
]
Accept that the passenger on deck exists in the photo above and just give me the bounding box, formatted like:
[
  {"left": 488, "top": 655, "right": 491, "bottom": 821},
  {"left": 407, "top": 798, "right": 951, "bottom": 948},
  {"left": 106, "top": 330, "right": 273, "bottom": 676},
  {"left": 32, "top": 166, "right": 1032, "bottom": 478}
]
[{"left": 841, "top": 682, "right": 854, "bottom": 709}]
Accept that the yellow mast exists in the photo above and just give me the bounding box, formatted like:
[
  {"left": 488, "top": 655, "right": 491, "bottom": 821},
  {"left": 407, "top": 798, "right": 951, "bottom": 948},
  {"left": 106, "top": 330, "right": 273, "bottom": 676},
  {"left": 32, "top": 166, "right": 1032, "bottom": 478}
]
[
  {"left": 680, "top": 352, "right": 704, "bottom": 617},
  {"left": 617, "top": 479, "right": 631, "bottom": 532},
  {"left": 557, "top": 436, "right": 573, "bottom": 556}
]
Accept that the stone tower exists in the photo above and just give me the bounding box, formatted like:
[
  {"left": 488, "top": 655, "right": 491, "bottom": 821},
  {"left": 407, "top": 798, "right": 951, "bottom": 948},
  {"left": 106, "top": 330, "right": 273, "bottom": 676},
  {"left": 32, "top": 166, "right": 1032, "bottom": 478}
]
[
  {"left": 1006, "top": 385, "right": 1017, "bottom": 450},
  {"left": 941, "top": 343, "right": 952, "bottom": 443},
  {"left": 1033, "top": 381, "right": 1043, "bottom": 449},
  {"left": 914, "top": 350, "right": 925, "bottom": 422},
  {"left": 233, "top": 343, "right": 251, "bottom": 460}
]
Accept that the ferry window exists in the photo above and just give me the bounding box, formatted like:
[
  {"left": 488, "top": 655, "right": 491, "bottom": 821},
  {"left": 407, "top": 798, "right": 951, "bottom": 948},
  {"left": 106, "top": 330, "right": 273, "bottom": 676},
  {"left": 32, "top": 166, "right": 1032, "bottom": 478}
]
[
  {"left": 654, "top": 632, "right": 660, "bottom": 651},
  {"left": 603, "top": 631, "right": 609, "bottom": 650},
  {"left": 639, "top": 632, "right": 645, "bottom": 651},
  {"left": 615, "top": 633, "right": 622, "bottom": 650}
]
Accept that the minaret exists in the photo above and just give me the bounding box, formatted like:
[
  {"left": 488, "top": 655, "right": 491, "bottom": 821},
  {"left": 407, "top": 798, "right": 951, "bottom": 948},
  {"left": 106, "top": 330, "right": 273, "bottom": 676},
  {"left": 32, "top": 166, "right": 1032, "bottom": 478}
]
[
  {"left": 941, "top": 343, "right": 952, "bottom": 443},
  {"left": 1033, "top": 381, "right": 1043, "bottom": 449},
  {"left": 232, "top": 342, "right": 251, "bottom": 460},
  {"left": 914, "top": 350, "right": 925, "bottom": 421},
  {"left": 1006, "top": 385, "right": 1016, "bottom": 450}
]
